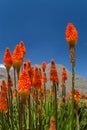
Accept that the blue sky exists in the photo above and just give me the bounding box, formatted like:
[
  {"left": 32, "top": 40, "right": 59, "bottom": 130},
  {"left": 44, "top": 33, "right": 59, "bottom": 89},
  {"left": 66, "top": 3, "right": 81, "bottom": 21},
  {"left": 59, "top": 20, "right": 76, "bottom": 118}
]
[{"left": 0, "top": 0, "right": 87, "bottom": 79}]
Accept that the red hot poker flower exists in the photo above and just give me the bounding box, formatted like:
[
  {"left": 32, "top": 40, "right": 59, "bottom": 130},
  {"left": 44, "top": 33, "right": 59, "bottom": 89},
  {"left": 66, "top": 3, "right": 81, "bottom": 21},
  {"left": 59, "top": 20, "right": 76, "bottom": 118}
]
[
  {"left": 69, "top": 89, "right": 81, "bottom": 103},
  {"left": 18, "top": 69, "right": 31, "bottom": 97},
  {"left": 4, "top": 48, "right": 13, "bottom": 72},
  {"left": 0, "top": 92, "right": 8, "bottom": 112},
  {"left": 19, "top": 41, "right": 26, "bottom": 57},
  {"left": 1, "top": 80, "right": 8, "bottom": 94},
  {"left": 12, "top": 45, "right": 23, "bottom": 69},
  {"left": 66, "top": 23, "right": 78, "bottom": 46},
  {"left": 32, "top": 67, "right": 42, "bottom": 90},
  {"left": 62, "top": 67, "right": 67, "bottom": 81},
  {"left": 50, "top": 60, "right": 59, "bottom": 83},
  {"left": 0, "top": 80, "right": 8, "bottom": 112},
  {"left": 41, "top": 62, "right": 46, "bottom": 71},
  {"left": 24, "top": 60, "right": 34, "bottom": 85}
]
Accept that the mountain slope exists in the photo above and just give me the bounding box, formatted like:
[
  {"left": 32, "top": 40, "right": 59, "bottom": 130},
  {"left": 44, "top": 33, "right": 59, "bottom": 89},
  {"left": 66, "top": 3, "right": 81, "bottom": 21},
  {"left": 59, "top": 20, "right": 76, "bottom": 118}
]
[{"left": 0, "top": 64, "right": 87, "bottom": 93}]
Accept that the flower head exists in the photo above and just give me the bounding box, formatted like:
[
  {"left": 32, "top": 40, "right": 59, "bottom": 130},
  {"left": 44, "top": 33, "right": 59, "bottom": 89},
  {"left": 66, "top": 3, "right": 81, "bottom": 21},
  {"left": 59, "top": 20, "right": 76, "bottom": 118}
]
[
  {"left": 50, "top": 60, "right": 59, "bottom": 83},
  {"left": 32, "top": 67, "right": 42, "bottom": 90},
  {"left": 66, "top": 23, "right": 78, "bottom": 46},
  {"left": 18, "top": 69, "right": 31, "bottom": 97},
  {"left": 24, "top": 60, "right": 34, "bottom": 85},
  {"left": 62, "top": 67, "right": 67, "bottom": 81},
  {"left": 12, "top": 45, "right": 23, "bottom": 69},
  {"left": 19, "top": 41, "right": 26, "bottom": 57},
  {"left": 4, "top": 48, "right": 12, "bottom": 72},
  {"left": 1, "top": 80, "right": 8, "bottom": 94},
  {"left": 0, "top": 93, "right": 8, "bottom": 112},
  {"left": 0, "top": 81, "right": 8, "bottom": 112},
  {"left": 69, "top": 89, "right": 81, "bottom": 103},
  {"left": 41, "top": 62, "right": 46, "bottom": 71}
]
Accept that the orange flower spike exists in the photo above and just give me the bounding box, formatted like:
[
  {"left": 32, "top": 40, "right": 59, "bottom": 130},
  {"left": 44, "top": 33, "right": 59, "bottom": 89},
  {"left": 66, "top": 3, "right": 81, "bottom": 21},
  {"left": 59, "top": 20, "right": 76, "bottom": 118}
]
[
  {"left": 66, "top": 23, "right": 78, "bottom": 46},
  {"left": 0, "top": 80, "right": 8, "bottom": 112},
  {"left": 19, "top": 41, "right": 26, "bottom": 57},
  {"left": 50, "top": 60, "right": 55, "bottom": 81},
  {"left": 0, "top": 93, "right": 8, "bottom": 112},
  {"left": 24, "top": 60, "right": 34, "bottom": 86},
  {"left": 1, "top": 80, "right": 8, "bottom": 94},
  {"left": 18, "top": 69, "right": 31, "bottom": 97},
  {"left": 12, "top": 45, "right": 23, "bottom": 69},
  {"left": 4, "top": 48, "right": 13, "bottom": 72},
  {"left": 29, "top": 66, "right": 34, "bottom": 86},
  {"left": 41, "top": 62, "right": 46, "bottom": 71},
  {"left": 62, "top": 67, "right": 67, "bottom": 81},
  {"left": 69, "top": 89, "right": 81, "bottom": 103},
  {"left": 50, "top": 60, "right": 59, "bottom": 83},
  {"left": 42, "top": 72, "right": 47, "bottom": 83},
  {"left": 32, "top": 67, "right": 42, "bottom": 90}
]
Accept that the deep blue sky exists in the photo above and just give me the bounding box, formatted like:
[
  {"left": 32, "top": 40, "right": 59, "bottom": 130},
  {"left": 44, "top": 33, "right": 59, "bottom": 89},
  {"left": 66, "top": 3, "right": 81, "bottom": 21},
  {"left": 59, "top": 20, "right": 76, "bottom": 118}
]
[{"left": 0, "top": 0, "right": 87, "bottom": 79}]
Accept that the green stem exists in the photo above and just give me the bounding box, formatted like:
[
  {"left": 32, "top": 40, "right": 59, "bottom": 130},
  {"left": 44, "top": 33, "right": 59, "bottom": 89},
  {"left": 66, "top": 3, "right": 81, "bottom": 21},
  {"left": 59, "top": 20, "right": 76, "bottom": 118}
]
[
  {"left": 71, "top": 63, "right": 75, "bottom": 130},
  {"left": 24, "top": 104, "right": 27, "bottom": 130},
  {"left": 76, "top": 111, "right": 80, "bottom": 130},
  {"left": 19, "top": 97, "right": 22, "bottom": 130},
  {"left": 13, "top": 67, "right": 16, "bottom": 89},
  {"left": 36, "top": 90, "right": 39, "bottom": 130},
  {"left": 1, "top": 112, "right": 4, "bottom": 130},
  {"left": 62, "top": 81, "right": 66, "bottom": 103},
  {"left": 7, "top": 71, "right": 10, "bottom": 129},
  {"left": 53, "top": 82, "right": 58, "bottom": 130},
  {"left": 28, "top": 95, "right": 31, "bottom": 130},
  {"left": 10, "top": 89, "right": 14, "bottom": 130},
  {"left": 44, "top": 83, "right": 46, "bottom": 105},
  {"left": 75, "top": 103, "right": 80, "bottom": 130},
  {"left": 17, "top": 67, "right": 20, "bottom": 81},
  {"left": 7, "top": 71, "right": 10, "bottom": 106}
]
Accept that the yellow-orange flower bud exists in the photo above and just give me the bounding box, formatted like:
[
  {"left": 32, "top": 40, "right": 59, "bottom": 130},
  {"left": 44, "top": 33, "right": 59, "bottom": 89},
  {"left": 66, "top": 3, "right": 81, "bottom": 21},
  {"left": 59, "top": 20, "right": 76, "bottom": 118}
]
[
  {"left": 50, "top": 60, "right": 59, "bottom": 83},
  {"left": 62, "top": 67, "right": 67, "bottom": 81},
  {"left": 69, "top": 89, "right": 81, "bottom": 103},
  {"left": 12, "top": 45, "right": 23, "bottom": 69},
  {"left": 4, "top": 48, "right": 12, "bottom": 72},
  {"left": 32, "top": 67, "right": 42, "bottom": 90},
  {"left": 66, "top": 23, "right": 78, "bottom": 46},
  {"left": 18, "top": 69, "right": 31, "bottom": 97},
  {"left": 19, "top": 41, "right": 26, "bottom": 57},
  {"left": 0, "top": 80, "right": 8, "bottom": 112},
  {"left": 41, "top": 62, "right": 46, "bottom": 71}
]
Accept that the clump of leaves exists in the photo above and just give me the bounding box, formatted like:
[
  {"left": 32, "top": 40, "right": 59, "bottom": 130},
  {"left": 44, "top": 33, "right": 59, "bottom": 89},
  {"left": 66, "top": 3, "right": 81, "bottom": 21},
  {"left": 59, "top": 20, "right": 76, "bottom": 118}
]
[{"left": 79, "top": 99, "right": 87, "bottom": 130}]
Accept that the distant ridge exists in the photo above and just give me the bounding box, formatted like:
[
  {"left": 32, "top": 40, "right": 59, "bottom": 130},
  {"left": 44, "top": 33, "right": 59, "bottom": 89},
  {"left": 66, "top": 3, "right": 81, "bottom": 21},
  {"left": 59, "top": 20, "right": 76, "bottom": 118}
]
[{"left": 0, "top": 64, "right": 87, "bottom": 93}]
